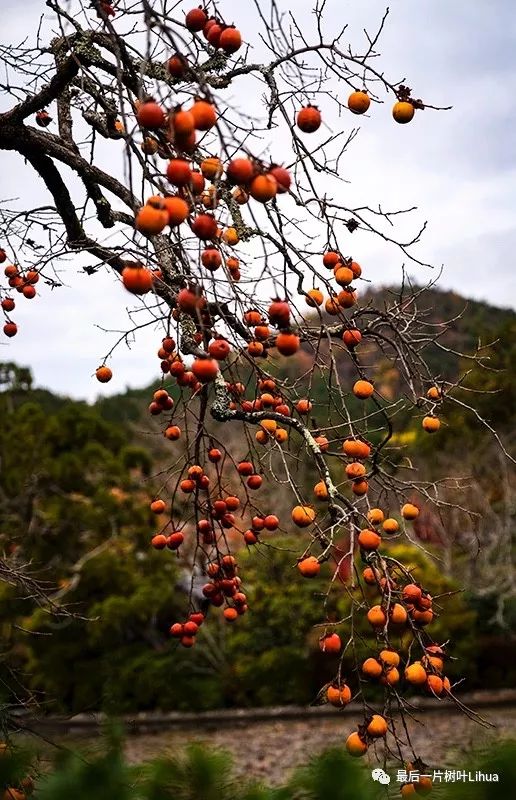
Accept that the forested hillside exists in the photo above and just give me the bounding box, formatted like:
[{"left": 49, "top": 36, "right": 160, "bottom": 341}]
[{"left": 0, "top": 288, "right": 514, "bottom": 713}]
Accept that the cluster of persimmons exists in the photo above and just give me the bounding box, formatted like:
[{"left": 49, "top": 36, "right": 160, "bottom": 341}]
[{"left": 0, "top": 3, "right": 447, "bottom": 784}]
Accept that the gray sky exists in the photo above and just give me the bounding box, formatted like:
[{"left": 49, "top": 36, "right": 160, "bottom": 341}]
[{"left": 1, "top": 0, "right": 515, "bottom": 400}]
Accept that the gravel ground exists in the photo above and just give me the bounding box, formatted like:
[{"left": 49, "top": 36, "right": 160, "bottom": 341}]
[{"left": 117, "top": 704, "right": 516, "bottom": 785}]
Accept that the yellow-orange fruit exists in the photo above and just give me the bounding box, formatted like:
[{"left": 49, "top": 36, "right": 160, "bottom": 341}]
[
  {"left": 382, "top": 518, "right": 399, "bottom": 534},
  {"left": 345, "top": 732, "right": 367, "bottom": 757},
  {"left": 405, "top": 662, "right": 428, "bottom": 685},
  {"left": 353, "top": 380, "right": 374, "bottom": 399},
  {"left": 327, "top": 684, "right": 352, "bottom": 707},
  {"left": 291, "top": 505, "right": 316, "bottom": 527},
  {"left": 366, "top": 714, "right": 388, "bottom": 737},
  {"left": 367, "top": 508, "right": 384, "bottom": 525},
  {"left": 401, "top": 503, "right": 419, "bottom": 520},
  {"left": 422, "top": 415, "right": 440, "bottom": 433},
  {"left": 361, "top": 657, "right": 383, "bottom": 679}
]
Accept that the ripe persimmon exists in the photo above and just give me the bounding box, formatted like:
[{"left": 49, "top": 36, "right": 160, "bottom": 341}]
[
  {"left": 345, "top": 462, "right": 366, "bottom": 479},
  {"left": 191, "top": 99, "right": 217, "bottom": 130},
  {"left": 276, "top": 331, "right": 300, "bottom": 356},
  {"left": 185, "top": 7, "right": 207, "bottom": 32},
  {"left": 249, "top": 174, "right": 277, "bottom": 202},
  {"left": 192, "top": 213, "right": 217, "bottom": 239},
  {"left": 362, "top": 566, "right": 378, "bottom": 585},
  {"left": 297, "top": 105, "right": 321, "bottom": 133},
  {"left": 393, "top": 100, "right": 415, "bottom": 124},
  {"left": 305, "top": 288, "right": 324, "bottom": 307},
  {"left": 426, "top": 674, "right": 444, "bottom": 695},
  {"left": 348, "top": 90, "right": 371, "bottom": 114},
  {"left": 137, "top": 99, "right": 165, "bottom": 129},
  {"left": 402, "top": 503, "right": 419, "bottom": 520},
  {"left": 353, "top": 379, "right": 374, "bottom": 399},
  {"left": 201, "top": 156, "right": 223, "bottom": 180},
  {"left": 352, "top": 479, "right": 369, "bottom": 496},
  {"left": 405, "top": 662, "right": 427, "bottom": 685},
  {"left": 381, "top": 666, "right": 400, "bottom": 686},
  {"left": 422, "top": 415, "right": 440, "bottom": 433},
  {"left": 390, "top": 603, "right": 408, "bottom": 625},
  {"left": 135, "top": 203, "right": 168, "bottom": 235},
  {"left": 164, "top": 195, "right": 189, "bottom": 226},
  {"left": 402, "top": 583, "right": 422, "bottom": 604},
  {"left": 191, "top": 358, "right": 219, "bottom": 382},
  {"left": 297, "top": 556, "right": 320, "bottom": 577},
  {"left": 122, "top": 263, "right": 153, "bottom": 294},
  {"left": 201, "top": 248, "right": 222, "bottom": 271},
  {"left": 382, "top": 518, "right": 399, "bottom": 534},
  {"left": 323, "top": 251, "right": 340, "bottom": 268},
  {"left": 367, "top": 508, "right": 384, "bottom": 525},
  {"left": 269, "top": 165, "right": 291, "bottom": 193},
  {"left": 150, "top": 499, "right": 166, "bottom": 514},
  {"left": 379, "top": 649, "right": 400, "bottom": 668},
  {"left": 95, "top": 365, "right": 112, "bottom": 383},
  {"left": 367, "top": 714, "right": 388, "bottom": 737},
  {"left": 362, "top": 657, "right": 383, "bottom": 679},
  {"left": 314, "top": 481, "right": 329, "bottom": 500},
  {"left": 295, "top": 398, "right": 312, "bottom": 414},
  {"left": 367, "top": 605, "right": 386, "bottom": 627},
  {"left": 345, "top": 732, "right": 367, "bottom": 757},
  {"left": 358, "top": 529, "right": 381, "bottom": 550},
  {"left": 327, "top": 684, "right": 351, "bottom": 706},
  {"left": 320, "top": 632, "right": 341, "bottom": 653},
  {"left": 219, "top": 26, "right": 242, "bottom": 54},
  {"left": 227, "top": 157, "right": 255, "bottom": 185},
  {"left": 343, "top": 439, "right": 371, "bottom": 459},
  {"left": 291, "top": 504, "right": 316, "bottom": 527},
  {"left": 343, "top": 329, "right": 362, "bottom": 348},
  {"left": 334, "top": 266, "right": 354, "bottom": 286}
]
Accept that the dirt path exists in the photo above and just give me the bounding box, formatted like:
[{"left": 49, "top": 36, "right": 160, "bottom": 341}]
[{"left": 110, "top": 704, "right": 515, "bottom": 785}]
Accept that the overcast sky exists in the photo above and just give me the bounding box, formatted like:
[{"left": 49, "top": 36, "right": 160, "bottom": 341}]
[{"left": 1, "top": 0, "right": 515, "bottom": 401}]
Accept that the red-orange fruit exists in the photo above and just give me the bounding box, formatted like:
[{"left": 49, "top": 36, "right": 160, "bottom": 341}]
[
  {"left": 122, "top": 264, "right": 153, "bottom": 294},
  {"left": 343, "top": 439, "right": 371, "bottom": 459},
  {"left": 319, "top": 632, "right": 341, "bottom": 653},
  {"left": 297, "top": 556, "right": 320, "bottom": 578},
  {"left": 297, "top": 105, "right": 321, "bottom": 133},
  {"left": 327, "top": 684, "right": 352, "bottom": 707},
  {"left": 249, "top": 174, "right": 277, "bottom": 202},
  {"left": 275, "top": 332, "right": 300, "bottom": 356},
  {"left": 227, "top": 157, "right": 255, "bottom": 185},
  {"left": 345, "top": 732, "right": 367, "bottom": 757},
  {"left": 358, "top": 529, "right": 381, "bottom": 551},
  {"left": 164, "top": 195, "right": 189, "bottom": 226},
  {"left": 219, "top": 26, "right": 242, "bottom": 54},
  {"left": 191, "top": 358, "right": 219, "bottom": 382},
  {"left": 343, "top": 329, "right": 362, "bottom": 348},
  {"left": 137, "top": 100, "right": 165, "bottom": 129},
  {"left": 95, "top": 366, "right": 112, "bottom": 383},
  {"left": 192, "top": 213, "right": 217, "bottom": 240},
  {"left": 191, "top": 99, "right": 217, "bottom": 131},
  {"left": 185, "top": 6, "right": 207, "bottom": 31},
  {"left": 348, "top": 90, "right": 371, "bottom": 114},
  {"left": 353, "top": 379, "right": 374, "bottom": 399},
  {"left": 269, "top": 165, "right": 291, "bottom": 193},
  {"left": 323, "top": 251, "right": 340, "bottom": 268},
  {"left": 201, "top": 248, "right": 222, "bottom": 271},
  {"left": 167, "top": 54, "right": 187, "bottom": 78}
]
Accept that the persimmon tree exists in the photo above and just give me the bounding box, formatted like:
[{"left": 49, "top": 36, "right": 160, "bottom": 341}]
[{"left": 0, "top": 0, "right": 512, "bottom": 789}]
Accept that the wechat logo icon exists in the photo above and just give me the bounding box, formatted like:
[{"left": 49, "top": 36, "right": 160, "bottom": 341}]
[{"left": 371, "top": 768, "right": 391, "bottom": 785}]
